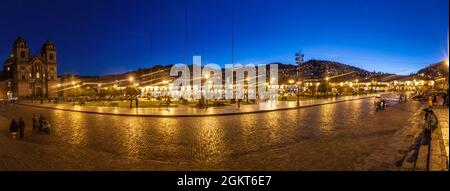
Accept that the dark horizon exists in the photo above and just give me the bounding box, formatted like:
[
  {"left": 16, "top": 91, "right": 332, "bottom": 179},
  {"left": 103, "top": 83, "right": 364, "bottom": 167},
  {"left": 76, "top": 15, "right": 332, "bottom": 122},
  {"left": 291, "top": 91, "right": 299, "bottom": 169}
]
[{"left": 0, "top": 0, "right": 448, "bottom": 76}]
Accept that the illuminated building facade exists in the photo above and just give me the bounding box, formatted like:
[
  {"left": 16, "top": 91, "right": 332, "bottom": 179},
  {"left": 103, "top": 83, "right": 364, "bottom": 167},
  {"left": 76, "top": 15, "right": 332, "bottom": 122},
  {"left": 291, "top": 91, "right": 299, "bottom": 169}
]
[{"left": 0, "top": 37, "right": 58, "bottom": 99}]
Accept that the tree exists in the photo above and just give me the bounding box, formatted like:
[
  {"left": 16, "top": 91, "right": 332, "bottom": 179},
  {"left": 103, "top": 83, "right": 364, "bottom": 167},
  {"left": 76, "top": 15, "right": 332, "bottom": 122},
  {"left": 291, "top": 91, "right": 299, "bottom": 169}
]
[
  {"left": 83, "top": 88, "right": 97, "bottom": 97},
  {"left": 317, "top": 80, "right": 331, "bottom": 94},
  {"left": 125, "top": 86, "right": 141, "bottom": 98},
  {"left": 337, "top": 86, "right": 345, "bottom": 94}
]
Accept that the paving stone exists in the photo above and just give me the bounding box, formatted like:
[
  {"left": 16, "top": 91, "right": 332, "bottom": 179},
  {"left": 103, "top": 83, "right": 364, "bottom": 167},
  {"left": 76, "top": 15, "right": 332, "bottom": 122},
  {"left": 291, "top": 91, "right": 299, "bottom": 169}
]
[{"left": 0, "top": 94, "right": 435, "bottom": 170}]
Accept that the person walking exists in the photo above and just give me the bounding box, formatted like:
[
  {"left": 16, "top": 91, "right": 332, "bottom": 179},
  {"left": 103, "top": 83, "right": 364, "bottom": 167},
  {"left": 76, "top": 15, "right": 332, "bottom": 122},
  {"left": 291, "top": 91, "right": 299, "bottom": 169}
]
[
  {"left": 432, "top": 94, "right": 437, "bottom": 106},
  {"left": 443, "top": 93, "right": 448, "bottom": 107},
  {"left": 428, "top": 95, "right": 433, "bottom": 107},
  {"left": 32, "top": 115, "right": 38, "bottom": 133},
  {"left": 9, "top": 119, "right": 18, "bottom": 139},
  {"left": 18, "top": 118, "right": 25, "bottom": 139},
  {"left": 166, "top": 97, "right": 171, "bottom": 110},
  {"left": 444, "top": 91, "right": 449, "bottom": 106}
]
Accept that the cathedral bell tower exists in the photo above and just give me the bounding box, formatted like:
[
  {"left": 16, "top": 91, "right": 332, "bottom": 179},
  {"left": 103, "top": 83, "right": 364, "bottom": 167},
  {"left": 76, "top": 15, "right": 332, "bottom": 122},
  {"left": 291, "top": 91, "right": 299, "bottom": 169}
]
[
  {"left": 12, "top": 37, "right": 30, "bottom": 62},
  {"left": 41, "top": 41, "right": 57, "bottom": 64},
  {"left": 41, "top": 41, "right": 58, "bottom": 97}
]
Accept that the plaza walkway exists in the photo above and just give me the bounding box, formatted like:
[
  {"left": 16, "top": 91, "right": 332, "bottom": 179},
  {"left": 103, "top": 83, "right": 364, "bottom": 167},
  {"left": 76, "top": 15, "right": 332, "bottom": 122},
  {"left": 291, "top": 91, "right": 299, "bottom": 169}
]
[
  {"left": 434, "top": 107, "right": 449, "bottom": 169},
  {"left": 0, "top": 93, "right": 425, "bottom": 170},
  {"left": 16, "top": 94, "right": 385, "bottom": 117}
]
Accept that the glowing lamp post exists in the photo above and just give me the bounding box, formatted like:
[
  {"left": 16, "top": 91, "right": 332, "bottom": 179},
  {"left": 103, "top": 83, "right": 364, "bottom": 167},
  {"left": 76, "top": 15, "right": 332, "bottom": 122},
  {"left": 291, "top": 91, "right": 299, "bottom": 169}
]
[
  {"left": 295, "top": 51, "right": 304, "bottom": 107},
  {"left": 57, "top": 83, "right": 61, "bottom": 99}
]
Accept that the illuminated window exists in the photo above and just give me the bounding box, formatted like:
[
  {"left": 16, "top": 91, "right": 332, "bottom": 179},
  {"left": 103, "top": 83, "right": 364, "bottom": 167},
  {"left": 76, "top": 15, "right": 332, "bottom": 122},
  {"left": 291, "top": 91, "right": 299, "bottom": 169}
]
[
  {"left": 7, "top": 67, "right": 10, "bottom": 71},
  {"left": 36, "top": 73, "right": 40, "bottom": 78}
]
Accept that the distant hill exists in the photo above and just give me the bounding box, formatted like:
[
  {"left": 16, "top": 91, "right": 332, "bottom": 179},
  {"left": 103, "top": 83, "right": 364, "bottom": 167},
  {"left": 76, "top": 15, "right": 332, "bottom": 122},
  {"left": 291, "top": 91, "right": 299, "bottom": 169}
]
[
  {"left": 299, "top": 60, "right": 370, "bottom": 77},
  {"left": 59, "top": 64, "right": 173, "bottom": 81},
  {"left": 58, "top": 59, "right": 448, "bottom": 84},
  {"left": 276, "top": 60, "right": 393, "bottom": 83},
  {"left": 414, "top": 60, "right": 449, "bottom": 80}
]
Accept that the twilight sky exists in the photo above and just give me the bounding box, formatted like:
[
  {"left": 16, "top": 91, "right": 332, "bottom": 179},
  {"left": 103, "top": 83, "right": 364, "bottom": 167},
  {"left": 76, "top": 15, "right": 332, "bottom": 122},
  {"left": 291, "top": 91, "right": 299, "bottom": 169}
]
[{"left": 0, "top": 0, "right": 448, "bottom": 75}]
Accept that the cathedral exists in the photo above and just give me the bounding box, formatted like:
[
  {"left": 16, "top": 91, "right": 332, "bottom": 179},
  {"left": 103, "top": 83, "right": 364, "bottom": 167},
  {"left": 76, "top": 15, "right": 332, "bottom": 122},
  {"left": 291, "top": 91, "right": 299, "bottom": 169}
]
[{"left": 0, "top": 37, "right": 58, "bottom": 100}]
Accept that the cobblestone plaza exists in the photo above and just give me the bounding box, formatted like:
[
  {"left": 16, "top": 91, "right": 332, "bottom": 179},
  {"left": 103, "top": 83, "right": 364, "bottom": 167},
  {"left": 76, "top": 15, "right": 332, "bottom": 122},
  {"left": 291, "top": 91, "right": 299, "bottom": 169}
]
[{"left": 2, "top": 94, "right": 446, "bottom": 171}]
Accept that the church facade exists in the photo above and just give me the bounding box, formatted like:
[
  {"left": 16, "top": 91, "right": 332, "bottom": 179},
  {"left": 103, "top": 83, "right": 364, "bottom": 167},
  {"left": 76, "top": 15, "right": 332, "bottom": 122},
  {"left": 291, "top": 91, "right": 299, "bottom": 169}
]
[{"left": 0, "top": 37, "right": 58, "bottom": 100}]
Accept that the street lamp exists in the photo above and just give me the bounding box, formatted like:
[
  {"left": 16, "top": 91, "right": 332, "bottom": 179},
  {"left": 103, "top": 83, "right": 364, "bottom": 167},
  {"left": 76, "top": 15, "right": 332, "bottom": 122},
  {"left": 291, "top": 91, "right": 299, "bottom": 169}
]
[
  {"left": 295, "top": 51, "right": 304, "bottom": 107},
  {"left": 57, "top": 83, "right": 61, "bottom": 100}
]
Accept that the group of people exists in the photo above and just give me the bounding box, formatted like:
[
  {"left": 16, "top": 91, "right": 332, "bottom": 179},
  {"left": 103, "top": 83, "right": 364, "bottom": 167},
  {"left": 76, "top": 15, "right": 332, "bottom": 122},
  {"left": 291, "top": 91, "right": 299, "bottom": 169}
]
[
  {"left": 9, "top": 115, "right": 50, "bottom": 139},
  {"left": 9, "top": 118, "right": 25, "bottom": 139},
  {"left": 427, "top": 91, "right": 449, "bottom": 107},
  {"left": 375, "top": 95, "right": 387, "bottom": 111}
]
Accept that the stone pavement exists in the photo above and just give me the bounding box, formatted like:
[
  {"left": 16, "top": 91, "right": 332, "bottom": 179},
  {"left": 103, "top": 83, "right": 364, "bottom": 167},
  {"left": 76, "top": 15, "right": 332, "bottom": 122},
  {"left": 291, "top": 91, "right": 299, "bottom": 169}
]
[
  {"left": 17, "top": 94, "right": 385, "bottom": 117},
  {"left": 433, "top": 107, "right": 449, "bottom": 170},
  {"left": 1, "top": 93, "right": 429, "bottom": 170},
  {"left": 407, "top": 105, "right": 448, "bottom": 171},
  {"left": 354, "top": 104, "right": 425, "bottom": 171}
]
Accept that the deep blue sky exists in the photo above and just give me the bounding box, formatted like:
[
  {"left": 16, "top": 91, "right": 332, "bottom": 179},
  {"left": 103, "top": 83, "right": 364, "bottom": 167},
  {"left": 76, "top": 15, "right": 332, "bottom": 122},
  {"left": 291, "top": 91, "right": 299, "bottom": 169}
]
[{"left": 0, "top": 0, "right": 448, "bottom": 75}]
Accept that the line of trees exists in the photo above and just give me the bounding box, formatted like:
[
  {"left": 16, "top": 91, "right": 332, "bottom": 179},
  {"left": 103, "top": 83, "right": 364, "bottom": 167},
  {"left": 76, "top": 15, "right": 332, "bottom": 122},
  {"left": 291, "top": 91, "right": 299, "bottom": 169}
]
[{"left": 66, "top": 86, "right": 141, "bottom": 99}]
